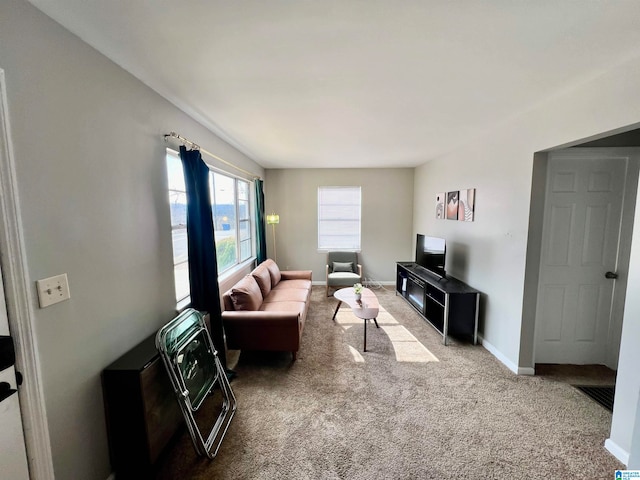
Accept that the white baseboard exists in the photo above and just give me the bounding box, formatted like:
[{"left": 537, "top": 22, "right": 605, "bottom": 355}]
[
  {"left": 479, "top": 336, "right": 534, "bottom": 375},
  {"left": 605, "top": 438, "right": 630, "bottom": 466},
  {"left": 517, "top": 366, "right": 536, "bottom": 375}
]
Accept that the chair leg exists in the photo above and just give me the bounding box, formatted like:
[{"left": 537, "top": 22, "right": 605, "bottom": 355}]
[{"left": 326, "top": 284, "right": 329, "bottom": 297}]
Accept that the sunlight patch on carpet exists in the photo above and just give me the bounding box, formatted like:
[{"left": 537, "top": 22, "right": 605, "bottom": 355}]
[
  {"left": 347, "top": 345, "right": 365, "bottom": 363},
  {"left": 379, "top": 325, "right": 439, "bottom": 362},
  {"left": 334, "top": 306, "right": 439, "bottom": 363}
]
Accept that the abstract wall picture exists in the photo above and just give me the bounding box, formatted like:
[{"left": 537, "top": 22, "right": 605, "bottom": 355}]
[
  {"left": 446, "top": 191, "right": 459, "bottom": 220},
  {"left": 458, "top": 188, "right": 475, "bottom": 222},
  {"left": 435, "top": 192, "right": 445, "bottom": 219}
]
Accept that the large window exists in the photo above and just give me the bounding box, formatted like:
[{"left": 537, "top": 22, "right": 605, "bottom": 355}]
[
  {"left": 210, "top": 171, "right": 252, "bottom": 272},
  {"left": 318, "top": 186, "right": 361, "bottom": 250},
  {"left": 166, "top": 149, "right": 254, "bottom": 303},
  {"left": 167, "top": 151, "right": 190, "bottom": 302}
]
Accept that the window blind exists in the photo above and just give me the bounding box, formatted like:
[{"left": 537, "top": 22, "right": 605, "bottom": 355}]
[{"left": 318, "top": 186, "right": 361, "bottom": 250}]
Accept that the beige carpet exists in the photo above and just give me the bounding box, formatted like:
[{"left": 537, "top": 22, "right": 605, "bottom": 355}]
[{"left": 154, "top": 286, "right": 623, "bottom": 479}]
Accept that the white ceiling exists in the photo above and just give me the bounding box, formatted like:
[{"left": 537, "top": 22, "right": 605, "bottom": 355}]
[{"left": 27, "top": 0, "right": 640, "bottom": 168}]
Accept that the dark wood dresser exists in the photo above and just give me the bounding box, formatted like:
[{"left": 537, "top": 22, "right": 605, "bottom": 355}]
[{"left": 102, "top": 332, "right": 184, "bottom": 479}]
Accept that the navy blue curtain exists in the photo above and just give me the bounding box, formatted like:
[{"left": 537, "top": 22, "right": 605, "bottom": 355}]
[
  {"left": 254, "top": 179, "right": 267, "bottom": 264},
  {"left": 179, "top": 146, "right": 227, "bottom": 369}
]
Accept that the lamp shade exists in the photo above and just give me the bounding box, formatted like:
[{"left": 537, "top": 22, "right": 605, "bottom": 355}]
[{"left": 266, "top": 214, "right": 280, "bottom": 225}]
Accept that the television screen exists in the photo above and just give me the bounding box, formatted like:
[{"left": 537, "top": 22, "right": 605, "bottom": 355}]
[{"left": 416, "top": 234, "right": 446, "bottom": 278}]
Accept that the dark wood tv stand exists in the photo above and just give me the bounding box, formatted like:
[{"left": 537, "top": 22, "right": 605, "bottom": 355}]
[{"left": 396, "top": 262, "right": 480, "bottom": 345}]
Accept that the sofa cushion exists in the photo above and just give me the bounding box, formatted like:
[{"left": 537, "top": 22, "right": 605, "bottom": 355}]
[
  {"left": 264, "top": 259, "right": 282, "bottom": 285},
  {"left": 280, "top": 270, "right": 313, "bottom": 281},
  {"left": 264, "top": 288, "right": 309, "bottom": 303},
  {"left": 251, "top": 264, "right": 272, "bottom": 297},
  {"left": 326, "top": 272, "right": 361, "bottom": 288},
  {"left": 272, "top": 279, "right": 313, "bottom": 291},
  {"left": 229, "top": 275, "right": 263, "bottom": 311},
  {"left": 259, "top": 301, "right": 305, "bottom": 315},
  {"left": 332, "top": 261, "right": 354, "bottom": 273}
]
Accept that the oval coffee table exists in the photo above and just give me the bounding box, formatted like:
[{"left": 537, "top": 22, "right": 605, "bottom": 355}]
[{"left": 332, "top": 287, "right": 380, "bottom": 351}]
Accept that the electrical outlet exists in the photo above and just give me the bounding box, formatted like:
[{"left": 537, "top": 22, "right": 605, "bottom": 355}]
[{"left": 36, "top": 273, "right": 70, "bottom": 308}]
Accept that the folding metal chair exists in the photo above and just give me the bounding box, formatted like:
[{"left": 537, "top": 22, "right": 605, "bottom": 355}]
[{"left": 156, "top": 308, "right": 237, "bottom": 458}]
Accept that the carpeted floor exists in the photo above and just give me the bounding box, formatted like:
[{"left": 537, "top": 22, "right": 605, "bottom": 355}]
[{"left": 154, "top": 286, "right": 624, "bottom": 479}]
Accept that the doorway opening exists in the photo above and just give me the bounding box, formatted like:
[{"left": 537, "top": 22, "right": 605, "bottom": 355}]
[
  {"left": 535, "top": 363, "right": 617, "bottom": 412},
  {"left": 522, "top": 130, "right": 640, "bottom": 415}
]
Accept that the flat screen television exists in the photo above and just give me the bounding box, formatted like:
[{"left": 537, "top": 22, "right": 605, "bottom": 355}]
[{"left": 415, "top": 234, "right": 446, "bottom": 278}]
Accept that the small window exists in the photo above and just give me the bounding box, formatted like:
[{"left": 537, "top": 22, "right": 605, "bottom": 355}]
[{"left": 318, "top": 186, "right": 361, "bottom": 250}]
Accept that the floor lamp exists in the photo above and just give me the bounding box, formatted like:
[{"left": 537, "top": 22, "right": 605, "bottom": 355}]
[{"left": 266, "top": 213, "right": 279, "bottom": 262}]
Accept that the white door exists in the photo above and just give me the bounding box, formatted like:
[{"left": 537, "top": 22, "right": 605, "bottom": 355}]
[
  {"left": 0, "top": 265, "right": 30, "bottom": 478},
  {"left": 535, "top": 151, "right": 628, "bottom": 365}
]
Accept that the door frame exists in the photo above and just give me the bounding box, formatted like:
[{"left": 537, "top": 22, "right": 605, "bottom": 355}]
[
  {"left": 0, "top": 68, "right": 55, "bottom": 478},
  {"left": 533, "top": 149, "right": 638, "bottom": 368},
  {"left": 524, "top": 147, "right": 639, "bottom": 370}
]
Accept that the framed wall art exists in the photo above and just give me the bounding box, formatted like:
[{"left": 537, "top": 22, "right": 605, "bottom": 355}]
[
  {"left": 446, "top": 191, "right": 459, "bottom": 220},
  {"left": 435, "top": 192, "right": 445, "bottom": 219},
  {"left": 436, "top": 189, "right": 476, "bottom": 221},
  {"left": 458, "top": 188, "right": 475, "bottom": 222}
]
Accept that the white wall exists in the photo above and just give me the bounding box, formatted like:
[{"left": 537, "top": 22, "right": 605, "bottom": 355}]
[
  {"left": 629, "top": 394, "right": 640, "bottom": 468},
  {"left": 0, "top": 1, "right": 263, "bottom": 478},
  {"left": 414, "top": 53, "right": 640, "bottom": 461},
  {"left": 608, "top": 183, "right": 640, "bottom": 464},
  {"left": 265, "top": 168, "right": 414, "bottom": 284},
  {"left": 414, "top": 138, "right": 534, "bottom": 368}
]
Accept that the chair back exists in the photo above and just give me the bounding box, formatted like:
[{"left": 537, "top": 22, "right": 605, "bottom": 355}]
[{"left": 327, "top": 251, "right": 358, "bottom": 273}]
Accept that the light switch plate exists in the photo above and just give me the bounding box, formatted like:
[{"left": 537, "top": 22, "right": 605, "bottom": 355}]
[{"left": 36, "top": 273, "right": 70, "bottom": 308}]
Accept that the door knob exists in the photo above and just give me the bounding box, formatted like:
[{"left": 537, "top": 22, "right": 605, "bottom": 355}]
[{"left": 605, "top": 271, "right": 618, "bottom": 279}]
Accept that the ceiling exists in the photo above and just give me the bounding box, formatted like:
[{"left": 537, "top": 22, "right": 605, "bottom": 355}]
[{"left": 27, "top": 1, "right": 640, "bottom": 169}]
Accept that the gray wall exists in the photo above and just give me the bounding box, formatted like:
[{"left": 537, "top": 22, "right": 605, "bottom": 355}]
[
  {"left": 264, "top": 168, "right": 414, "bottom": 284},
  {"left": 0, "top": 1, "right": 263, "bottom": 478},
  {"left": 413, "top": 52, "right": 640, "bottom": 462}
]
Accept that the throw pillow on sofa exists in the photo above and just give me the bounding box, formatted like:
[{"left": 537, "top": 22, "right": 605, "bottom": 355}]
[
  {"left": 264, "top": 259, "right": 282, "bottom": 285},
  {"left": 251, "top": 264, "right": 272, "bottom": 298},
  {"left": 230, "top": 275, "right": 263, "bottom": 311}
]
